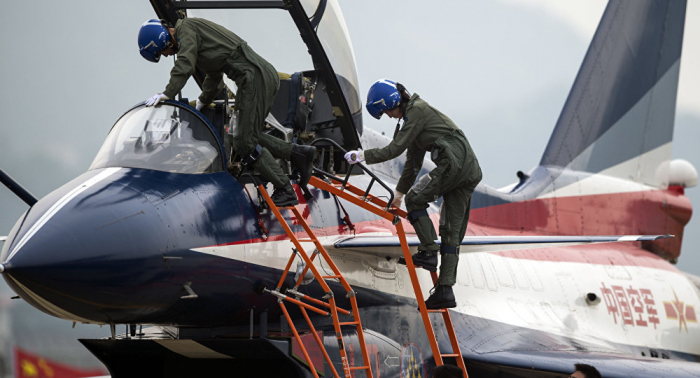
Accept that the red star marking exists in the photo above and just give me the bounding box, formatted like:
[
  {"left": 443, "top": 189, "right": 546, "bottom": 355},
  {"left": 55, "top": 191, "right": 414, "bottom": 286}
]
[{"left": 672, "top": 289, "right": 688, "bottom": 333}]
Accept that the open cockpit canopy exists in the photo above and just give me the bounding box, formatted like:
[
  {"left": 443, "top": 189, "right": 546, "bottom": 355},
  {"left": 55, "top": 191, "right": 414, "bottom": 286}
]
[{"left": 150, "top": 0, "right": 363, "bottom": 152}]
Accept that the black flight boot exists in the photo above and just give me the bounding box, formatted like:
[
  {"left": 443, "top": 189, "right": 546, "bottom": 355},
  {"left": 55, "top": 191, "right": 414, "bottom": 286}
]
[
  {"left": 425, "top": 285, "right": 456, "bottom": 310},
  {"left": 290, "top": 145, "right": 317, "bottom": 188},
  {"left": 270, "top": 182, "right": 299, "bottom": 207},
  {"left": 398, "top": 250, "right": 438, "bottom": 272}
]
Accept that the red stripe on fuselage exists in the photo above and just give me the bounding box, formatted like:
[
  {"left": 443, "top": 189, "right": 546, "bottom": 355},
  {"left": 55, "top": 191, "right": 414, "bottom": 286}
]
[
  {"left": 470, "top": 188, "right": 692, "bottom": 261},
  {"left": 198, "top": 188, "right": 686, "bottom": 273}
]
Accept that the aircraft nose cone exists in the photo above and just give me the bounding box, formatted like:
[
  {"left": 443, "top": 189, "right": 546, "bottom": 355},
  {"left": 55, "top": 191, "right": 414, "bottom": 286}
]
[{"left": 1, "top": 168, "right": 171, "bottom": 322}]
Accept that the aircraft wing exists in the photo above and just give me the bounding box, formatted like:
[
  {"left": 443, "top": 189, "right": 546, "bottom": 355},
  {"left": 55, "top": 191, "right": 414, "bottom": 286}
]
[
  {"left": 0, "top": 236, "right": 6, "bottom": 242},
  {"left": 328, "top": 234, "right": 671, "bottom": 258},
  {"left": 444, "top": 303, "right": 700, "bottom": 377}
]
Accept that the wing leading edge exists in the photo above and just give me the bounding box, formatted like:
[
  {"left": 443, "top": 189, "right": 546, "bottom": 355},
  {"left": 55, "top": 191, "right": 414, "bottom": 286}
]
[{"left": 329, "top": 235, "right": 672, "bottom": 258}]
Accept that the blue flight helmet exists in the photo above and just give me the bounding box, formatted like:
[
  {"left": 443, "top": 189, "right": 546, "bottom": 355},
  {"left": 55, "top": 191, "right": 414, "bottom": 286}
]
[
  {"left": 138, "top": 19, "right": 172, "bottom": 63},
  {"left": 366, "top": 79, "right": 402, "bottom": 120}
]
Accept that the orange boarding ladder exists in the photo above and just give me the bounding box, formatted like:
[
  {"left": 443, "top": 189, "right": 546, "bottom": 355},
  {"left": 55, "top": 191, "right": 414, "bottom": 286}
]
[
  {"left": 258, "top": 185, "right": 374, "bottom": 378},
  {"left": 307, "top": 170, "right": 470, "bottom": 378}
]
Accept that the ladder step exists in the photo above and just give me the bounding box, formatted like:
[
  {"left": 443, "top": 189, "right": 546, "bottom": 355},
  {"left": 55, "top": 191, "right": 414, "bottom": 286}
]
[
  {"left": 322, "top": 275, "right": 341, "bottom": 279},
  {"left": 339, "top": 321, "right": 360, "bottom": 326},
  {"left": 349, "top": 366, "right": 370, "bottom": 371},
  {"left": 291, "top": 292, "right": 351, "bottom": 315},
  {"left": 427, "top": 309, "right": 447, "bottom": 313},
  {"left": 296, "top": 238, "right": 316, "bottom": 242},
  {"left": 441, "top": 354, "right": 459, "bottom": 357}
]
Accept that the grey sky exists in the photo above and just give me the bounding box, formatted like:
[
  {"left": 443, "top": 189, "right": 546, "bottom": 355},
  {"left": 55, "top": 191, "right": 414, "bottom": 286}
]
[{"left": 0, "top": 0, "right": 699, "bottom": 366}]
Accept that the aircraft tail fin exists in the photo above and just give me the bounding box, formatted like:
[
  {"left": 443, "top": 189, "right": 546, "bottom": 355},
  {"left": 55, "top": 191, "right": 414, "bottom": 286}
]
[{"left": 539, "top": 0, "right": 686, "bottom": 188}]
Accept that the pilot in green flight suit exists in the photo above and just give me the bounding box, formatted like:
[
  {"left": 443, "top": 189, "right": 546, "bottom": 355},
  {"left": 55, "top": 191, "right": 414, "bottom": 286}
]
[
  {"left": 137, "top": 18, "right": 315, "bottom": 207},
  {"left": 345, "top": 79, "right": 482, "bottom": 309}
]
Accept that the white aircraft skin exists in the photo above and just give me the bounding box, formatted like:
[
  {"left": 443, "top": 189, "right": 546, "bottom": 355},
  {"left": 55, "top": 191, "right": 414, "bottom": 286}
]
[{"left": 190, "top": 135, "right": 700, "bottom": 359}]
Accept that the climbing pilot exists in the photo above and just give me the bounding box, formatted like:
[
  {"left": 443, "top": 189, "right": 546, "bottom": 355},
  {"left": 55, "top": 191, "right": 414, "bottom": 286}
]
[
  {"left": 344, "top": 79, "right": 482, "bottom": 309},
  {"left": 137, "top": 18, "right": 315, "bottom": 207}
]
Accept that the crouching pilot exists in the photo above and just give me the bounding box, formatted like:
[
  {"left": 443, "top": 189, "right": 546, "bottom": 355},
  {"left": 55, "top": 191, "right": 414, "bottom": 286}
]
[{"left": 137, "top": 18, "right": 315, "bottom": 207}]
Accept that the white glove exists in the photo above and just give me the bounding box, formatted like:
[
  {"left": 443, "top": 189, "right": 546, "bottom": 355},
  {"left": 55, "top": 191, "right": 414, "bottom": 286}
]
[
  {"left": 391, "top": 191, "right": 404, "bottom": 208},
  {"left": 344, "top": 150, "right": 365, "bottom": 164},
  {"left": 145, "top": 93, "right": 169, "bottom": 107},
  {"left": 196, "top": 99, "right": 205, "bottom": 111}
]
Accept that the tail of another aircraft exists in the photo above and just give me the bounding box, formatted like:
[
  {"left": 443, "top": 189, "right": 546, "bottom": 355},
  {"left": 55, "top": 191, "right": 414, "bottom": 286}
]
[
  {"left": 540, "top": 0, "right": 686, "bottom": 188},
  {"left": 472, "top": 0, "right": 692, "bottom": 261}
]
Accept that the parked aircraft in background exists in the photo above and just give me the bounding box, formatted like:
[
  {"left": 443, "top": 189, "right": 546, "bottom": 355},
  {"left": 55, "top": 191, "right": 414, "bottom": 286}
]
[{"left": 1, "top": 0, "right": 698, "bottom": 377}]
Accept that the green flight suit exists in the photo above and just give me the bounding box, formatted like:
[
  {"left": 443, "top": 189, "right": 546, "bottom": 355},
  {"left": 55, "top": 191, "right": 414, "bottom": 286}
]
[
  {"left": 162, "top": 18, "right": 291, "bottom": 188},
  {"left": 364, "top": 94, "right": 482, "bottom": 286}
]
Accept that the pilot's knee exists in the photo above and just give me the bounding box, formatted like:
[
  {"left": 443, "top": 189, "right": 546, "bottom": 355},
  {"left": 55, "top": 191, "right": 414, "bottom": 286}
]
[{"left": 404, "top": 191, "right": 427, "bottom": 211}]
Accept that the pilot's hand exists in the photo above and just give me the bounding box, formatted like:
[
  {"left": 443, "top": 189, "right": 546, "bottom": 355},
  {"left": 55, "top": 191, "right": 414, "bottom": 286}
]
[
  {"left": 344, "top": 150, "right": 365, "bottom": 164},
  {"left": 145, "top": 93, "right": 169, "bottom": 107},
  {"left": 196, "top": 99, "right": 205, "bottom": 111},
  {"left": 391, "top": 191, "right": 404, "bottom": 208}
]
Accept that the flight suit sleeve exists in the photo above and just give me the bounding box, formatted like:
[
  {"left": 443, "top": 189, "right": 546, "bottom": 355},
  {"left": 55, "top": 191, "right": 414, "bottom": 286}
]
[
  {"left": 396, "top": 144, "right": 425, "bottom": 194},
  {"left": 364, "top": 107, "right": 425, "bottom": 165},
  {"left": 163, "top": 23, "right": 199, "bottom": 99},
  {"left": 198, "top": 73, "right": 225, "bottom": 105}
]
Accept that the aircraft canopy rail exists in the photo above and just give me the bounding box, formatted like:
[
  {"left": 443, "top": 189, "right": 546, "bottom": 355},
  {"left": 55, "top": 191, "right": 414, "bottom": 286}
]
[{"left": 149, "top": 0, "right": 363, "bottom": 151}]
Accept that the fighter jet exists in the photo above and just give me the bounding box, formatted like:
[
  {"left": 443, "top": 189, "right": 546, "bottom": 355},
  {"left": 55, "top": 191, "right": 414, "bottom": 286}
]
[{"left": 1, "top": 0, "right": 698, "bottom": 377}]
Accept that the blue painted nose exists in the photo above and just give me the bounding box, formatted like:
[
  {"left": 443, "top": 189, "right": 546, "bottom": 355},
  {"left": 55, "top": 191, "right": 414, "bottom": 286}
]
[{"left": 1, "top": 168, "right": 173, "bottom": 323}]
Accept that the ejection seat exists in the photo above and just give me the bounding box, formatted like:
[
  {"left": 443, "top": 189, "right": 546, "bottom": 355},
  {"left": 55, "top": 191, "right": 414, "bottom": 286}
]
[{"left": 195, "top": 71, "right": 317, "bottom": 185}]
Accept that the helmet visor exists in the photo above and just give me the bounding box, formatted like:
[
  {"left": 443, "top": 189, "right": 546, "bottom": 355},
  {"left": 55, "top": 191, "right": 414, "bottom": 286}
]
[
  {"left": 140, "top": 41, "right": 162, "bottom": 63},
  {"left": 366, "top": 101, "right": 383, "bottom": 120}
]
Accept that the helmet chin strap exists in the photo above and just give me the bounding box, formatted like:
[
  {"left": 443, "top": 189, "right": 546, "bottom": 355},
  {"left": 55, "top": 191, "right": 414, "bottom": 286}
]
[
  {"left": 393, "top": 117, "right": 403, "bottom": 139},
  {"left": 392, "top": 82, "right": 409, "bottom": 137}
]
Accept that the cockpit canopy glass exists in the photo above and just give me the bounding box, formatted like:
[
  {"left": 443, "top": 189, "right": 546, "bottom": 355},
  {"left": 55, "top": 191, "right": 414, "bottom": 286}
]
[
  {"left": 300, "top": 0, "right": 361, "bottom": 118},
  {"left": 189, "top": 0, "right": 361, "bottom": 125},
  {"left": 90, "top": 104, "right": 223, "bottom": 174}
]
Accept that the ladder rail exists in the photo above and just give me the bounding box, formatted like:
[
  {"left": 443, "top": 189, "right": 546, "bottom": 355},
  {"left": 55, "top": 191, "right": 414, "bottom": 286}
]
[
  {"left": 306, "top": 173, "right": 470, "bottom": 378},
  {"left": 314, "top": 168, "right": 399, "bottom": 214},
  {"left": 292, "top": 249, "right": 322, "bottom": 289},
  {"left": 287, "top": 289, "right": 351, "bottom": 316},
  {"left": 309, "top": 138, "right": 397, "bottom": 211},
  {"left": 300, "top": 306, "right": 341, "bottom": 378},
  {"left": 430, "top": 272, "right": 469, "bottom": 378},
  {"left": 310, "top": 177, "right": 404, "bottom": 223},
  {"left": 288, "top": 205, "right": 375, "bottom": 376},
  {"left": 260, "top": 186, "right": 373, "bottom": 378},
  {"left": 258, "top": 144, "right": 469, "bottom": 377},
  {"left": 289, "top": 206, "right": 356, "bottom": 294},
  {"left": 276, "top": 248, "right": 299, "bottom": 290},
  {"left": 279, "top": 301, "right": 321, "bottom": 378},
  {"left": 259, "top": 187, "right": 334, "bottom": 295},
  {"left": 396, "top": 221, "right": 443, "bottom": 365}
]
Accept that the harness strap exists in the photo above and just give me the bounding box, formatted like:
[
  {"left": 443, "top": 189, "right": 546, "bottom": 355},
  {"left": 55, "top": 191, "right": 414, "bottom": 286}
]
[
  {"left": 406, "top": 209, "right": 429, "bottom": 224},
  {"left": 241, "top": 144, "right": 263, "bottom": 167},
  {"left": 440, "top": 245, "right": 459, "bottom": 255}
]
